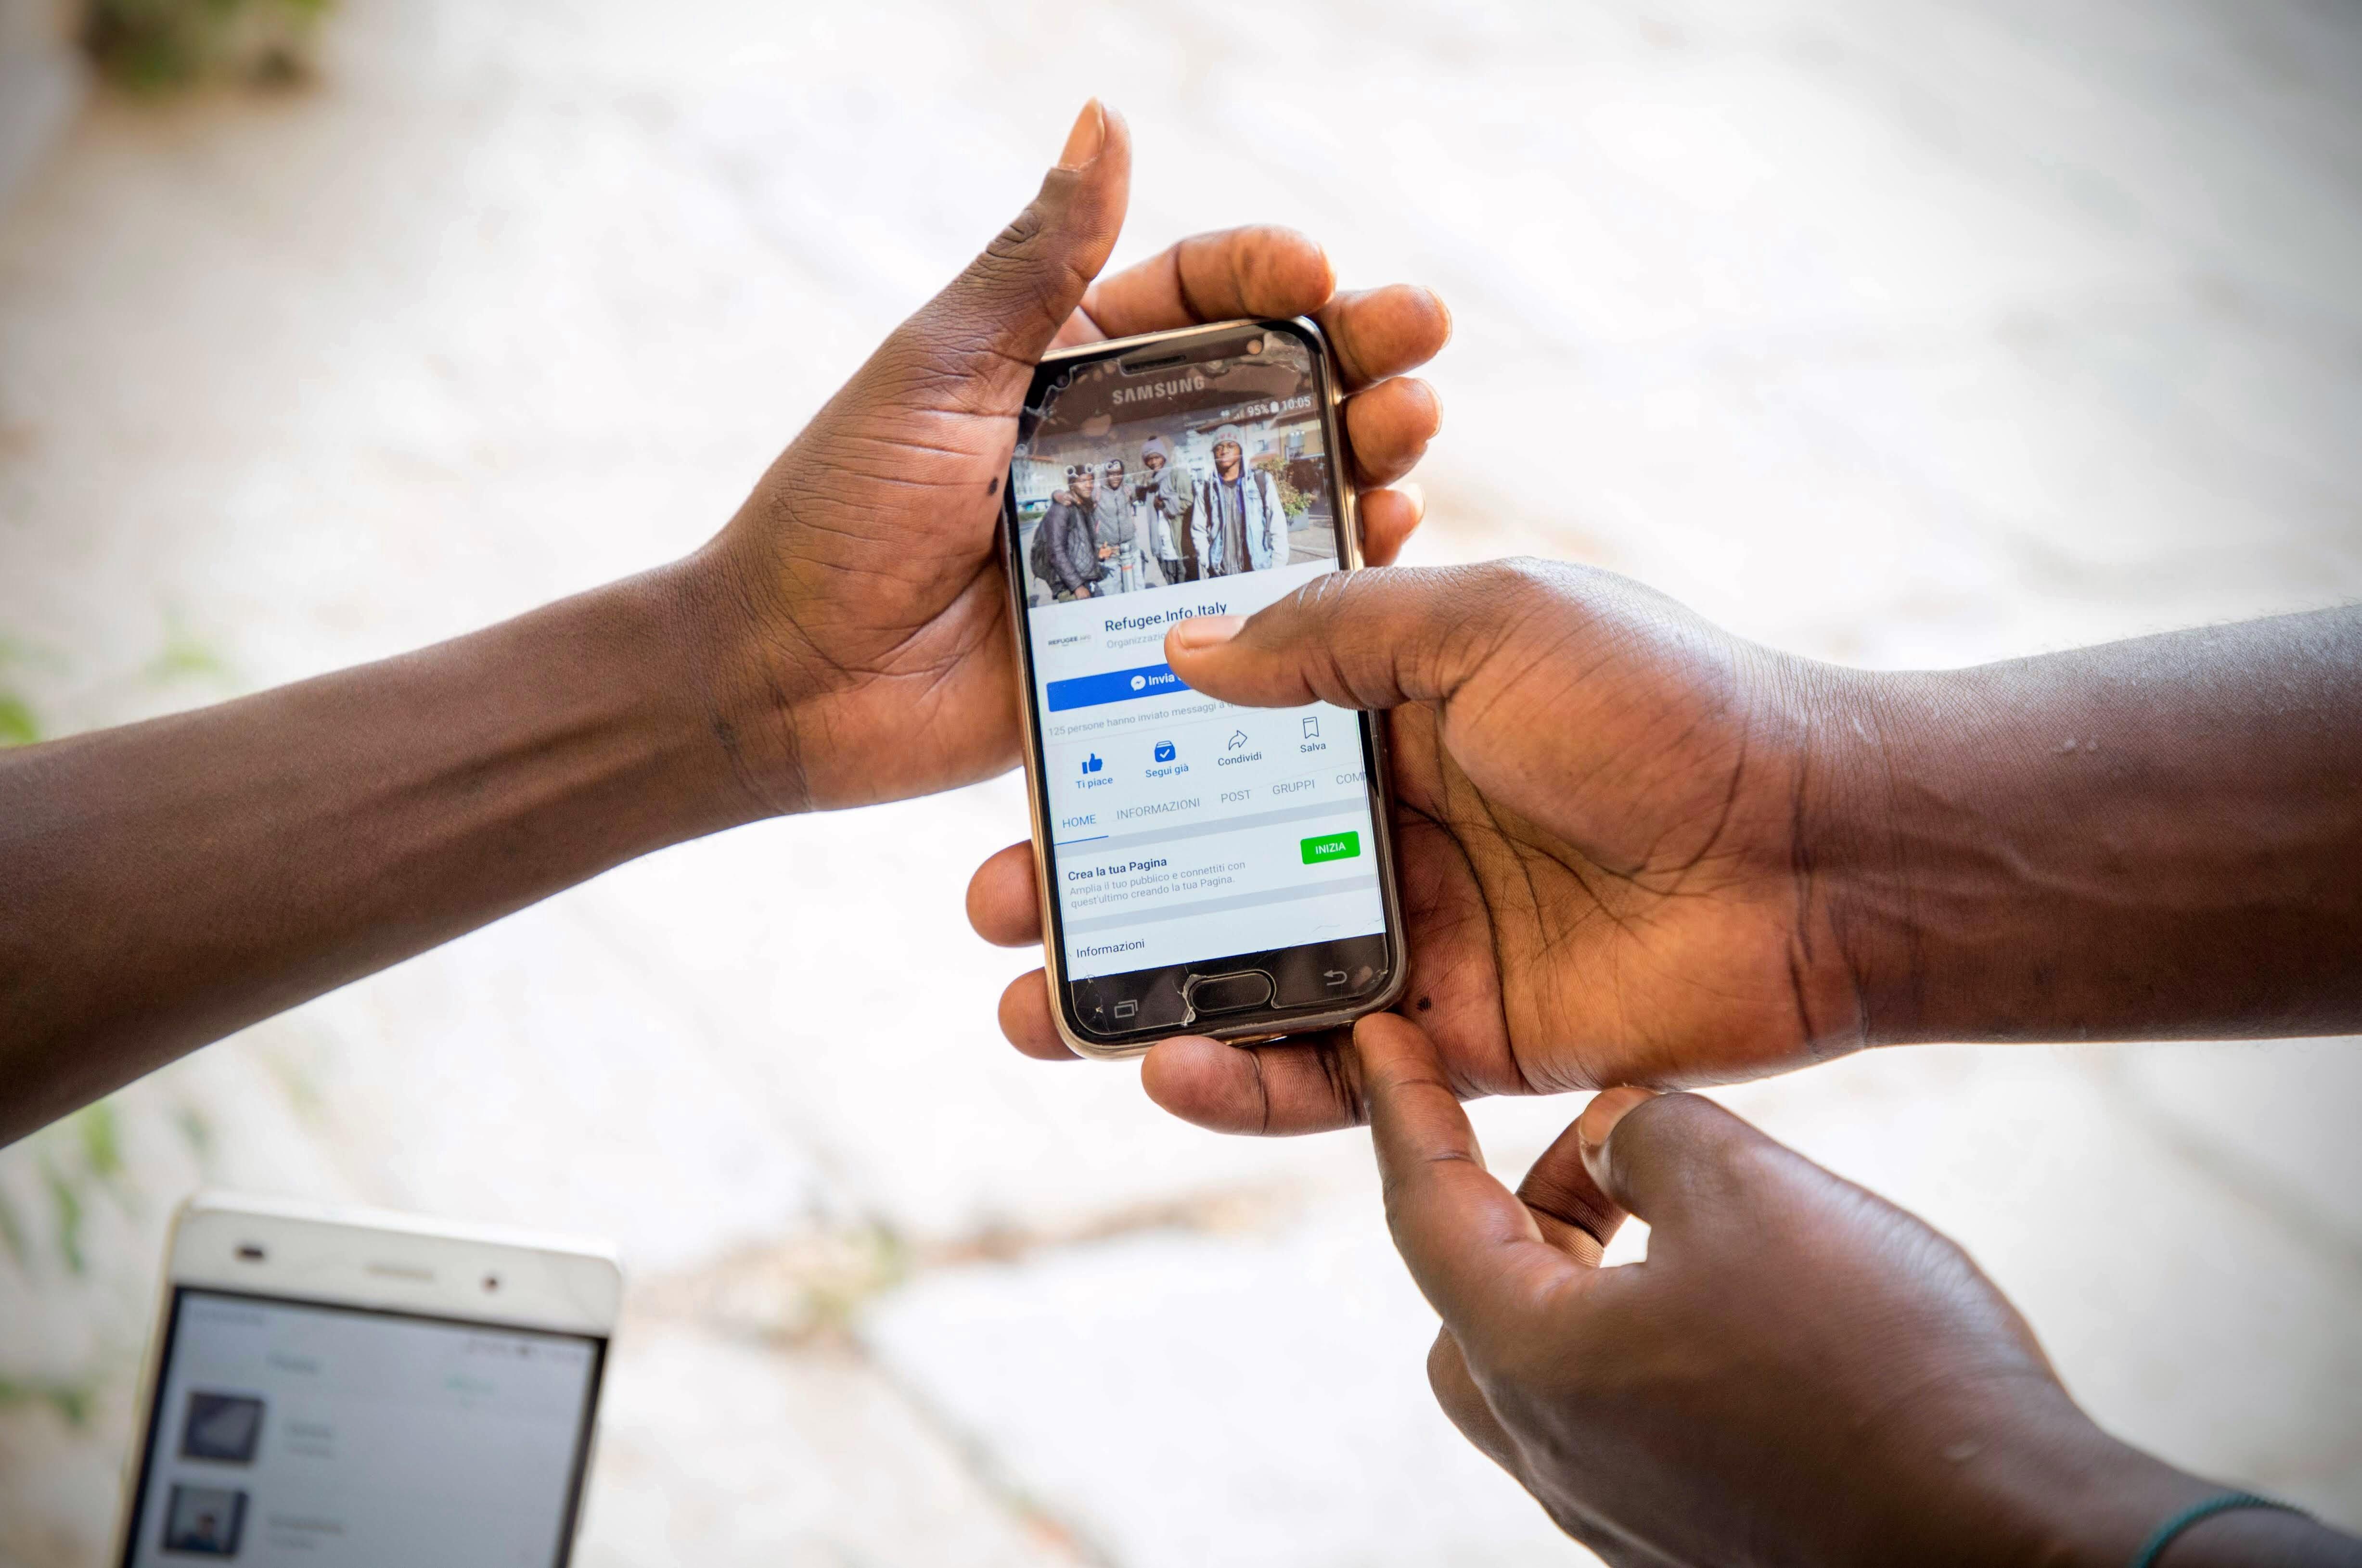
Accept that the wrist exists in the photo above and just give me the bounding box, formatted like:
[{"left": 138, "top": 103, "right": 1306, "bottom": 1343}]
[
  {"left": 658, "top": 539, "right": 830, "bottom": 821},
  {"left": 1801, "top": 616, "right": 2362, "bottom": 1046},
  {"left": 1770, "top": 659, "right": 1929, "bottom": 1052},
  {"left": 1840, "top": 1386, "right": 2223, "bottom": 1568},
  {"left": 1962, "top": 1411, "right": 2221, "bottom": 1568},
  {"left": 1966, "top": 1421, "right": 2355, "bottom": 1568},
  {"left": 1804, "top": 663, "right": 2071, "bottom": 1048}
]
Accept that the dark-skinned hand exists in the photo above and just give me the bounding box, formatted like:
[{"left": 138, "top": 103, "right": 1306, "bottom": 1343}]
[
  {"left": 695, "top": 100, "right": 1450, "bottom": 814},
  {"left": 0, "top": 99, "right": 1451, "bottom": 1138},
  {"left": 1357, "top": 1011, "right": 2359, "bottom": 1568},
  {"left": 967, "top": 560, "right": 1871, "bottom": 1131},
  {"left": 969, "top": 558, "right": 2362, "bottom": 1135}
]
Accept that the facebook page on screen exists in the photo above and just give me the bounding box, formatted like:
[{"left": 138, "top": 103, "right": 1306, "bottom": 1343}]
[
  {"left": 124, "top": 1290, "right": 600, "bottom": 1567},
  {"left": 1014, "top": 329, "right": 1384, "bottom": 981}
]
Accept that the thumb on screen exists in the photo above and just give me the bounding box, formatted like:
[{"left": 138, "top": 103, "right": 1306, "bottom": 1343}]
[{"left": 1164, "top": 564, "right": 1512, "bottom": 712}]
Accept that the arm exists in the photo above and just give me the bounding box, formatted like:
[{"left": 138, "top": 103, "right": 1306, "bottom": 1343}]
[
  {"left": 0, "top": 569, "right": 757, "bottom": 1141},
  {"left": 1355, "top": 1012, "right": 2362, "bottom": 1568},
  {"left": 1245, "top": 471, "right": 1281, "bottom": 568},
  {"left": 969, "top": 561, "right": 2362, "bottom": 1132},
  {"left": 1840, "top": 611, "right": 2362, "bottom": 1043},
  {"left": 1262, "top": 472, "right": 1287, "bottom": 562},
  {"left": 0, "top": 102, "right": 1453, "bottom": 1147}
]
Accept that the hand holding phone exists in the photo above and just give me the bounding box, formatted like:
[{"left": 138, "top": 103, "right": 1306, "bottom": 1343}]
[
  {"left": 980, "top": 560, "right": 2362, "bottom": 1197},
  {"left": 971, "top": 558, "right": 1869, "bottom": 1121},
  {"left": 0, "top": 102, "right": 1446, "bottom": 1142},
  {"left": 670, "top": 102, "right": 1451, "bottom": 823}
]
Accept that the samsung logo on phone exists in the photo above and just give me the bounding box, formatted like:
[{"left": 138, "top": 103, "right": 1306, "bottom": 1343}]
[{"left": 1111, "top": 376, "right": 1207, "bottom": 406}]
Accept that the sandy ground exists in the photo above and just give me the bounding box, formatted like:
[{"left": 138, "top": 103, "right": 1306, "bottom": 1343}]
[{"left": 1, "top": 0, "right": 2359, "bottom": 1563}]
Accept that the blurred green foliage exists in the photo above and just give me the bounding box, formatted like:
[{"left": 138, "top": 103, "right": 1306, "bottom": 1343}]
[
  {"left": 0, "top": 1103, "right": 136, "bottom": 1282},
  {"left": 43, "top": 1160, "right": 88, "bottom": 1275},
  {"left": 0, "top": 639, "right": 37, "bottom": 746},
  {"left": 145, "top": 613, "right": 231, "bottom": 686},
  {"left": 0, "top": 694, "right": 34, "bottom": 747},
  {"left": 83, "top": 0, "right": 334, "bottom": 91},
  {"left": 0, "top": 1372, "right": 97, "bottom": 1428}
]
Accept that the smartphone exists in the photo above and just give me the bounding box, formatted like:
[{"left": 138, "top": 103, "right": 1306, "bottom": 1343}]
[
  {"left": 113, "top": 1192, "right": 620, "bottom": 1568},
  {"left": 1002, "top": 316, "right": 1407, "bottom": 1056}
]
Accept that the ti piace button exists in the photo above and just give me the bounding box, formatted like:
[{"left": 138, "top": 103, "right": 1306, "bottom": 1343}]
[{"left": 1299, "top": 830, "right": 1361, "bottom": 865}]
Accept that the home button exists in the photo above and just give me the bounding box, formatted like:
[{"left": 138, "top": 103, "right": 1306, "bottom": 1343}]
[{"left": 1188, "top": 970, "right": 1275, "bottom": 1015}]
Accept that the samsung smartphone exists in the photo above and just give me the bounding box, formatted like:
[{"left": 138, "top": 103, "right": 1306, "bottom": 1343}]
[
  {"left": 1003, "top": 316, "right": 1407, "bottom": 1056},
  {"left": 114, "top": 1192, "right": 620, "bottom": 1568}
]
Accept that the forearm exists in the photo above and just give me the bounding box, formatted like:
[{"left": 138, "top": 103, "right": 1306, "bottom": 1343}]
[
  {"left": 0, "top": 557, "right": 769, "bottom": 1144},
  {"left": 1913, "top": 1394, "right": 2360, "bottom": 1567},
  {"left": 1830, "top": 606, "right": 2362, "bottom": 1044}
]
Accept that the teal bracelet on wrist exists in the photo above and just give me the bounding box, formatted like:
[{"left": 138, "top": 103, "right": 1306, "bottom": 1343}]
[{"left": 2130, "top": 1491, "right": 2312, "bottom": 1568}]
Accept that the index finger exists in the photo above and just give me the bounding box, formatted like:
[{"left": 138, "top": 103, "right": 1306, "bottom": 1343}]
[
  {"left": 1316, "top": 284, "right": 1454, "bottom": 390},
  {"left": 1075, "top": 226, "right": 1337, "bottom": 341},
  {"left": 1356, "top": 1013, "right": 1584, "bottom": 1333},
  {"left": 1071, "top": 231, "right": 1449, "bottom": 393}
]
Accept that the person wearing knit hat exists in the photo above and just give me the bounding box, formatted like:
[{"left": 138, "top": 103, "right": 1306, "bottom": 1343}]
[
  {"left": 1190, "top": 424, "right": 1287, "bottom": 577},
  {"left": 1035, "top": 462, "right": 1105, "bottom": 601}
]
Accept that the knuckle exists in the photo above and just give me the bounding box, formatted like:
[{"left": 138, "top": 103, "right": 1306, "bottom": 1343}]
[
  {"left": 913, "top": 196, "right": 1087, "bottom": 370},
  {"left": 1626, "top": 1093, "right": 1785, "bottom": 1213},
  {"left": 1482, "top": 554, "right": 1585, "bottom": 604},
  {"left": 1425, "top": 1332, "right": 1491, "bottom": 1418},
  {"left": 1376, "top": 1176, "right": 1418, "bottom": 1246},
  {"left": 1423, "top": 1331, "right": 1462, "bottom": 1392},
  {"left": 986, "top": 201, "right": 1050, "bottom": 262}
]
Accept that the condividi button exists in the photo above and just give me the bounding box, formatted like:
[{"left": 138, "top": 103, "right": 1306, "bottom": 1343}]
[{"left": 1300, "top": 830, "right": 1362, "bottom": 865}]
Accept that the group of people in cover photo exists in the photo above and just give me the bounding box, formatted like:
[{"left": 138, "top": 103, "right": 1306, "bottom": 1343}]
[{"left": 1018, "top": 415, "right": 1332, "bottom": 604}]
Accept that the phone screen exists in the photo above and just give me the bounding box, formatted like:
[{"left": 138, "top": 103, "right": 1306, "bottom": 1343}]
[
  {"left": 121, "top": 1287, "right": 603, "bottom": 1567},
  {"left": 1011, "top": 320, "right": 1394, "bottom": 1039}
]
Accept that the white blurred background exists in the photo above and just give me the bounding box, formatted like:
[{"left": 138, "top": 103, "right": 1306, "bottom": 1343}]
[{"left": 1, "top": 0, "right": 2358, "bottom": 1563}]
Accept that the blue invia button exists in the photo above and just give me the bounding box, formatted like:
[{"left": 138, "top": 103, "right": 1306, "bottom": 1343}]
[{"left": 1046, "top": 663, "right": 1190, "bottom": 713}]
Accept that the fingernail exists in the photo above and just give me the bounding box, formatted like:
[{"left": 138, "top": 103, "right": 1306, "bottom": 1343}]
[
  {"left": 1426, "top": 287, "right": 1457, "bottom": 349},
  {"left": 1056, "top": 100, "right": 1106, "bottom": 170},
  {"left": 1577, "top": 1087, "right": 1654, "bottom": 1152},
  {"left": 1168, "top": 614, "right": 1245, "bottom": 651}
]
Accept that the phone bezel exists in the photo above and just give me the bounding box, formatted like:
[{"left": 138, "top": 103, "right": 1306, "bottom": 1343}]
[
  {"left": 112, "top": 1192, "right": 621, "bottom": 1567},
  {"left": 1000, "top": 315, "right": 1410, "bottom": 1059}
]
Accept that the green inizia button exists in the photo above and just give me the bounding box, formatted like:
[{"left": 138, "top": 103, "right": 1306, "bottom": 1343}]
[{"left": 1300, "top": 830, "right": 1361, "bottom": 865}]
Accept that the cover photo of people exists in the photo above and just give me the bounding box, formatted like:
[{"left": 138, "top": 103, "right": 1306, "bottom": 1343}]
[{"left": 1013, "top": 334, "right": 1337, "bottom": 607}]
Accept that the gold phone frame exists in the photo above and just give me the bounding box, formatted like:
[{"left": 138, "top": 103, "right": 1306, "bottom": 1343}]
[{"left": 999, "top": 316, "right": 1410, "bottom": 1060}]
